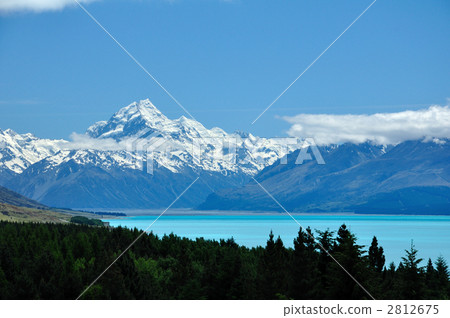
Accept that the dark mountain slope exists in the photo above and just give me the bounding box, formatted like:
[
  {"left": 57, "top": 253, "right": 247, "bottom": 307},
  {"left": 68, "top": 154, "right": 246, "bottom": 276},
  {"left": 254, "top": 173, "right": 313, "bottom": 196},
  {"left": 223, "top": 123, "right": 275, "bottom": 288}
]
[
  {"left": 0, "top": 184, "right": 47, "bottom": 209},
  {"left": 7, "top": 155, "right": 247, "bottom": 209},
  {"left": 199, "top": 140, "right": 450, "bottom": 214}
]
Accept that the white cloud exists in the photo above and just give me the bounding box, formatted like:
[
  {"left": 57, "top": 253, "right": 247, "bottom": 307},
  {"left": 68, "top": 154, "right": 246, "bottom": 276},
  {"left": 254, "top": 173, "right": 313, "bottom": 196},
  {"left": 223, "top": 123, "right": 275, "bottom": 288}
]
[
  {"left": 283, "top": 105, "right": 450, "bottom": 145},
  {"left": 0, "top": 0, "right": 96, "bottom": 13},
  {"left": 59, "top": 133, "right": 124, "bottom": 151},
  {"left": 60, "top": 133, "right": 181, "bottom": 152}
]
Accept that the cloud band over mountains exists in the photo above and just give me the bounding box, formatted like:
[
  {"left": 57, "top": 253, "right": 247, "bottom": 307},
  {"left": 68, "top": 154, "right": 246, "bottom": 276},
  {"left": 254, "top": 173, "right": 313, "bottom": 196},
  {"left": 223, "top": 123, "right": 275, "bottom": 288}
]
[{"left": 283, "top": 105, "right": 450, "bottom": 145}]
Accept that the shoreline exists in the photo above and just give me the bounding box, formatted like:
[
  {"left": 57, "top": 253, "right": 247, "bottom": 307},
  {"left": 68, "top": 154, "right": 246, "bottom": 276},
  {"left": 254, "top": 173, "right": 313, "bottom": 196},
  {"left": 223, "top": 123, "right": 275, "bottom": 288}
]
[{"left": 82, "top": 208, "right": 450, "bottom": 218}]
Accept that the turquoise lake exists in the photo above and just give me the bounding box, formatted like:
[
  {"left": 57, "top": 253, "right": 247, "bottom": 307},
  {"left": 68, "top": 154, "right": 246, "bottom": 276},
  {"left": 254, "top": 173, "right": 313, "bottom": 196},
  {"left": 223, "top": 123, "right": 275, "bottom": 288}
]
[{"left": 105, "top": 213, "right": 450, "bottom": 264}]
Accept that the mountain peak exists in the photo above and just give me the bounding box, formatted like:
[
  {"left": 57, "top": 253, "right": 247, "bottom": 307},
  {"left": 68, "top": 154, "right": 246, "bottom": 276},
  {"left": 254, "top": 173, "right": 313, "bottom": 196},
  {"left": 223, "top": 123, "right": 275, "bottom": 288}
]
[
  {"left": 86, "top": 99, "right": 171, "bottom": 139},
  {"left": 3, "top": 128, "right": 17, "bottom": 136},
  {"left": 116, "top": 99, "right": 166, "bottom": 121}
]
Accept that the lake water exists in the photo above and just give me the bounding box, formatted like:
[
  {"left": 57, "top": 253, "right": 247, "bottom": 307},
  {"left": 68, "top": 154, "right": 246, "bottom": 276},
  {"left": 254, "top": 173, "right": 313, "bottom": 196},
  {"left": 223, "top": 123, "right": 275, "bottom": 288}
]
[{"left": 105, "top": 213, "right": 450, "bottom": 265}]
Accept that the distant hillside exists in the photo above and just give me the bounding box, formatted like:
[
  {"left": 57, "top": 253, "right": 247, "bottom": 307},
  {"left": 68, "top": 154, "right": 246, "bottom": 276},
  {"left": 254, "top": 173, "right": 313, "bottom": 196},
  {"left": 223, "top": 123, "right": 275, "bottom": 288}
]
[
  {"left": 0, "top": 185, "right": 47, "bottom": 209},
  {"left": 0, "top": 185, "right": 104, "bottom": 223},
  {"left": 0, "top": 202, "right": 71, "bottom": 223},
  {"left": 0, "top": 185, "right": 69, "bottom": 223},
  {"left": 199, "top": 140, "right": 450, "bottom": 214}
]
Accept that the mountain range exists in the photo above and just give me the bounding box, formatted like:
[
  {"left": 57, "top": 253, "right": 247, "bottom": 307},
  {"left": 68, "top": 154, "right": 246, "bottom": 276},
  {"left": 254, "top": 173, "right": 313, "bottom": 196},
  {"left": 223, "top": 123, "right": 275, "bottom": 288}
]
[
  {"left": 1, "top": 98, "right": 449, "bottom": 214},
  {"left": 0, "top": 99, "right": 298, "bottom": 208},
  {"left": 199, "top": 140, "right": 450, "bottom": 214}
]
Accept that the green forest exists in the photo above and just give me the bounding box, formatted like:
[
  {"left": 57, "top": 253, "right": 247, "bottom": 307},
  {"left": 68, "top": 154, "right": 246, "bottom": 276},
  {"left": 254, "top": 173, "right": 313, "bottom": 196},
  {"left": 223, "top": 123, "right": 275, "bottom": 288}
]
[{"left": 0, "top": 221, "right": 448, "bottom": 300}]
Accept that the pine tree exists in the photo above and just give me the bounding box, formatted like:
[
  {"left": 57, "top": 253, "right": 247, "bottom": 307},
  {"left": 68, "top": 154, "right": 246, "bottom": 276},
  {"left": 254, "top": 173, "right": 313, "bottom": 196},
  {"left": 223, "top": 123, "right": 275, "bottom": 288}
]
[
  {"left": 424, "top": 258, "right": 437, "bottom": 298},
  {"left": 259, "top": 231, "right": 277, "bottom": 298},
  {"left": 426, "top": 258, "right": 435, "bottom": 282},
  {"left": 435, "top": 256, "right": 449, "bottom": 299},
  {"left": 381, "top": 262, "right": 398, "bottom": 299},
  {"left": 368, "top": 236, "right": 385, "bottom": 272},
  {"left": 399, "top": 241, "right": 425, "bottom": 299},
  {"left": 327, "top": 224, "right": 368, "bottom": 299},
  {"left": 291, "top": 227, "right": 308, "bottom": 298},
  {"left": 260, "top": 231, "right": 288, "bottom": 298},
  {"left": 274, "top": 235, "right": 289, "bottom": 298},
  {"left": 315, "top": 229, "right": 334, "bottom": 297}
]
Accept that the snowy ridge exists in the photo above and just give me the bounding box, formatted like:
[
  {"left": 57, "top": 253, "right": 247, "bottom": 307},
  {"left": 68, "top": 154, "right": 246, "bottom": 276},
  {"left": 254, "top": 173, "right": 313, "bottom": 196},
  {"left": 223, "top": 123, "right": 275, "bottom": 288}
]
[
  {"left": 4, "top": 99, "right": 448, "bottom": 210},
  {"left": 1, "top": 99, "right": 300, "bottom": 176},
  {"left": 0, "top": 129, "right": 63, "bottom": 174}
]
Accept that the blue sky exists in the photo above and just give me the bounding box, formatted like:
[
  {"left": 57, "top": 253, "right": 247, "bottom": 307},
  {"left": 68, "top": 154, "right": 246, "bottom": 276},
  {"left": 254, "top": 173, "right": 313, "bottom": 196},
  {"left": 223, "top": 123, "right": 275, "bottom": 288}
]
[{"left": 0, "top": 0, "right": 449, "bottom": 139}]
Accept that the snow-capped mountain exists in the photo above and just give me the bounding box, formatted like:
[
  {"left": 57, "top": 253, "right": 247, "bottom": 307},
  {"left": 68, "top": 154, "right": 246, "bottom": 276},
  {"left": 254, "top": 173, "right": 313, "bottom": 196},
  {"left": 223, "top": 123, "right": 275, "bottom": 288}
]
[
  {"left": 0, "top": 99, "right": 300, "bottom": 208},
  {"left": 2, "top": 99, "right": 449, "bottom": 213},
  {"left": 82, "top": 99, "right": 297, "bottom": 175},
  {"left": 0, "top": 129, "right": 62, "bottom": 175}
]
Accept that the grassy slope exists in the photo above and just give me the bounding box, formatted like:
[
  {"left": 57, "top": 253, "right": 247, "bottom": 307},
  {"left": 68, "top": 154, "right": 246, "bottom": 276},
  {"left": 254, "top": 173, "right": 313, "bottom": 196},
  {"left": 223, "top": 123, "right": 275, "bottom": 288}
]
[
  {"left": 0, "top": 203, "right": 109, "bottom": 224},
  {"left": 0, "top": 185, "right": 71, "bottom": 223},
  {"left": 0, "top": 202, "right": 72, "bottom": 223},
  {"left": 0, "top": 185, "right": 107, "bottom": 223}
]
